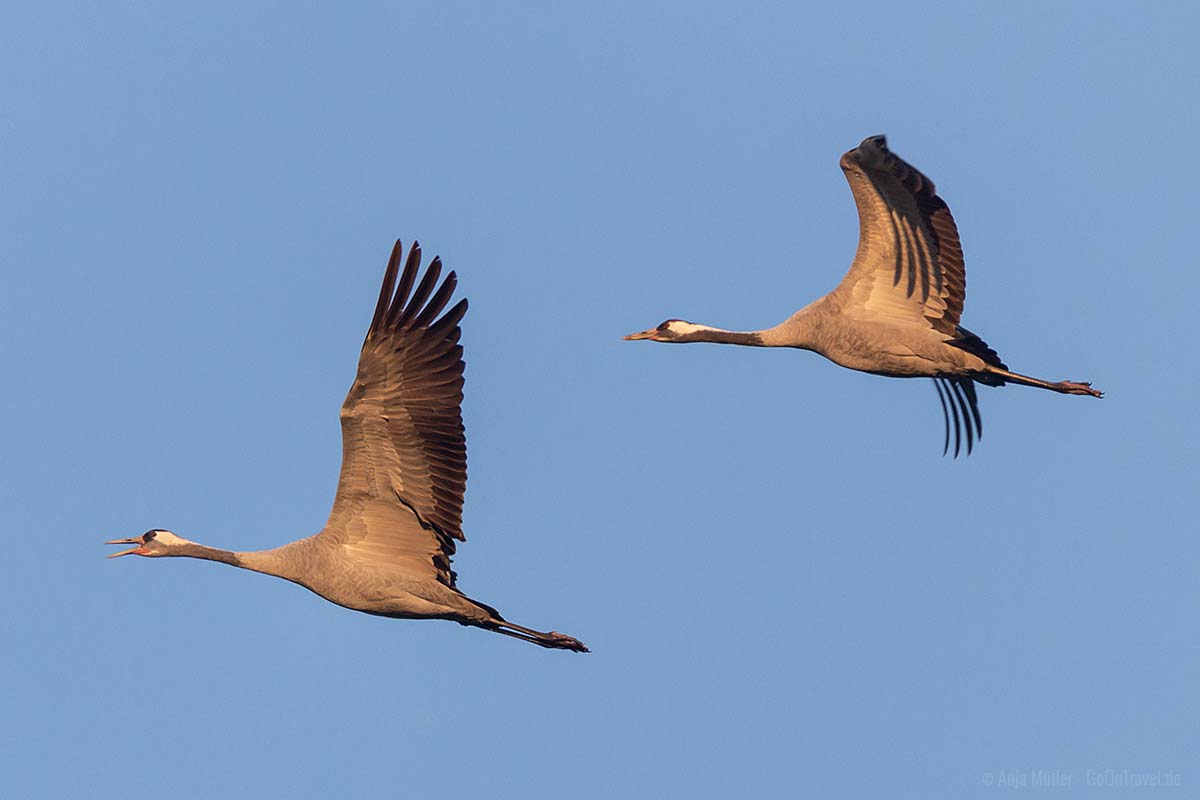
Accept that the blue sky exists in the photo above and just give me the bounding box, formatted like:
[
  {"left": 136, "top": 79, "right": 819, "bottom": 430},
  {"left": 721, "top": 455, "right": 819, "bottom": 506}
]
[{"left": 2, "top": 2, "right": 1196, "bottom": 797}]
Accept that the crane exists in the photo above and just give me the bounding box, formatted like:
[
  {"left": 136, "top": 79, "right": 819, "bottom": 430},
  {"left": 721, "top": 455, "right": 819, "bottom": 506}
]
[
  {"left": 108, "top": 240, "right": 587, "bottom": 652},
  {"left": 625, "top": 135, "right": 1102, "bottom": 455}
]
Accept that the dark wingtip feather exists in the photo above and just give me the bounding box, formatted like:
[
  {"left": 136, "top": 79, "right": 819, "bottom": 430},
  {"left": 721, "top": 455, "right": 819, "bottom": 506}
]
[
  {"left": 961, "top": 378, "right": 983, "bottom": 438},
  {"left": 933, "top": 378, "right": 986, "bottom": 458},
  {"left": 427, "top": 297, "right": 469, "bottom": 339},
  {"left": 933, "top": 379, "right": 951, "bottom": 456},
  {"left": 945, "top": 379, "right": 963, "bottom": 458},
  {"left": 413, "top": 269, "right": 459, "bottom": 330},
  {"left": 848, "top": 134, "right": 939, "bottom": 201},
  {"left": 367, "top": 240, "right": 404, "bottom": 340},
  {"left": 950, "top": 380, "right": 975, "bottom": 455},
  {"left": 382, "top": 241, "right": 423, "bottom": 329},
  {"left": 398, "top": 256, "right": 443, "bottom": 328}
]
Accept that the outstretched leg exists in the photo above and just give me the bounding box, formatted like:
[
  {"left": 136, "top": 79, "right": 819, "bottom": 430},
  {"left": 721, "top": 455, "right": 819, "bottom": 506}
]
[
  {"left": 482, "top": 619, "right": 589, "bottom": 652},
  {"left": 985, "top": 366, "right": 1103, "bottom": 397}
]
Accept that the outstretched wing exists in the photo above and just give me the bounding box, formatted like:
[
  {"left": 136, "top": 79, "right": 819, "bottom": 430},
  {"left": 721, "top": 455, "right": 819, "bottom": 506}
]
[
  {"left": 321, "top": 240, "right": 468, "bottom": 587},
  {"left": 830, "top": 135, "right": 966, "bottom": 337}
]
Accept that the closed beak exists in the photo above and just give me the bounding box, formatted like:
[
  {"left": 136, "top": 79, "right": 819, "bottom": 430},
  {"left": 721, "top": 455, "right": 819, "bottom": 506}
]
[
  {"left": 623, "top": 328, "right": 656, "bottom": 341},
  {"left": 106, "top": 537, "right": 146, "bottom": 558}
]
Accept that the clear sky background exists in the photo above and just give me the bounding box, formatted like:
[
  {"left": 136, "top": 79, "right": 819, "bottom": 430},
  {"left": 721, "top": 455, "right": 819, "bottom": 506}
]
[{"left": 2, "top": 2, "right": 1196, "bottom": 798}]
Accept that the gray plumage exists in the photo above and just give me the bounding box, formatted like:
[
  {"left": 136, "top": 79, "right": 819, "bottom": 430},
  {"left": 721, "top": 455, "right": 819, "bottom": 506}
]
[
  {"left": 108, "top": 241, "right": 587, "bottom": 652},
  {"left": 625, "top": 135, "right": 1102, "bottom": 455}
]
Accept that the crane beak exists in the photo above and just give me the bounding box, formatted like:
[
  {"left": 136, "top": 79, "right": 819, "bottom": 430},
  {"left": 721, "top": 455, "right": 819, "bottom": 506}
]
[
  {"left": 623, "top": 328, "right": 656, "bottom": 341},
  {"left": 105, "top": 537, "right": 147, "bottom": 558}
]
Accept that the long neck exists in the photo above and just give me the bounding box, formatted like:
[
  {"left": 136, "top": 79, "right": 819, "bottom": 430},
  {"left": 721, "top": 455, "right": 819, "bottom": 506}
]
[
  {"left": 173, "top": 541, "right": 309, "bottom": 584},
  {"left": 755, "top": 305, "right": 823, "bottom": 350},
  {"left": 681, "top": 325, "right": 767, "bottom": 346}
]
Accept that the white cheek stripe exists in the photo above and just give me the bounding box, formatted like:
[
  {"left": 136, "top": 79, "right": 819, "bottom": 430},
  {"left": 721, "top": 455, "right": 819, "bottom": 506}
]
[{"left": 669, "top": 322, "right": 711, "bottom": 336}]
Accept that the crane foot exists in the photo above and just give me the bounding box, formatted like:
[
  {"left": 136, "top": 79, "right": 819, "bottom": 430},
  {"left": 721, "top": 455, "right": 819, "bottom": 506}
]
[
  {"left": 545, "top": 631, "right": 590, "bottom": 652},
  {"left": 1057, "top": 380, "right": 1103, "bottom": 398}
]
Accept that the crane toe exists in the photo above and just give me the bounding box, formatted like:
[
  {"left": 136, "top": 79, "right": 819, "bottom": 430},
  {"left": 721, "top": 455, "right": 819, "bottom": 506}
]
[
  {"left": 1061, "top": 380, "right": 1103, "bottom": 398},
  {"left": 547, "top": 631, "right": 590, "bottom": 653}
]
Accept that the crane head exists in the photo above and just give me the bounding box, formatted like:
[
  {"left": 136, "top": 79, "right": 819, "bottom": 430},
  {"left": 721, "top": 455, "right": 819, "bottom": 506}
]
[
  {"left": 105, "top": 529, "right": 188, "bottom": 558},
  {"left": 624, "top": 319, "right": 702, "bottom": 343}
]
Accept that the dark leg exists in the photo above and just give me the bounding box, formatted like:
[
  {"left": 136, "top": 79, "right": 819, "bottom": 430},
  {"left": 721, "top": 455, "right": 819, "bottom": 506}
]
[
  {"left": 484, "top": 619, "right": 589, "bottom": 652},
  {"left": 985, "top": 366, "right": 1103, "bottom": 397}
]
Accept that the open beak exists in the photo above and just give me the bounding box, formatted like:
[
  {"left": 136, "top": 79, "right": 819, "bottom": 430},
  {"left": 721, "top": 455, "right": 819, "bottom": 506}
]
[
  {"left": 105, "top": 537, "right": 147, "bottom": 558},
  {"left": 623, "top": 328, "right": 656, "bottom": 341}
]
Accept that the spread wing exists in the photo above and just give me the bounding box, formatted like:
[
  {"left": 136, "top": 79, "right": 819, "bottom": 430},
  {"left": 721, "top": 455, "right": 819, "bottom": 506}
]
[
  {"left": 320, "top": 240, "right": 468, "bottom": 588},
  {"left": 830, "top": 135, "right": 966, "bottom": 338}
]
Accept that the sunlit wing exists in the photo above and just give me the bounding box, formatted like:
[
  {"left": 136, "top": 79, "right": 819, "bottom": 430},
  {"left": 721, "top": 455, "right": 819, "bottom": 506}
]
[
  {"left": 829, "top": 137, "right": 1010, "bottom": 456},
  {"left": 829, "top": 135, "right": 965, "bottom": 337},
  {"left": 320, "top": 240, "right": 468, "bottom": 587}
]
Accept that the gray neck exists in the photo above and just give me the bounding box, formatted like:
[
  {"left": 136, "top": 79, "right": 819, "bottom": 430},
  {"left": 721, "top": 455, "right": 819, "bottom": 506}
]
[
  {"left": 681, "top": 327, "right": 767, "bottom": 346},
  {"left": 172, "top": 541, "right": 307, "bottom": 584},
  {"left": 753, "top": 301, "right": 825, "bottom": 350}
]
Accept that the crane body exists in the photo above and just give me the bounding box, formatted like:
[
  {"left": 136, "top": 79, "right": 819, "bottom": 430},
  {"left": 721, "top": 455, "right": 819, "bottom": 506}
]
[
  {"left": 626, "top": 135, "right": 1102, "bottom": 455},
  {"left": 109, "top": 241, "right": 587, "bottom": 652}
]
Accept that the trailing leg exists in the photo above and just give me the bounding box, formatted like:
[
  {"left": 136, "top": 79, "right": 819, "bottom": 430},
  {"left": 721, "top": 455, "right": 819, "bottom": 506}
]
[
  {"left": 984, "top": 366, "right": 1102, "bottom": 397},
  {"left": 481, "top": 618, "right": 589, "bottom": 652}
]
